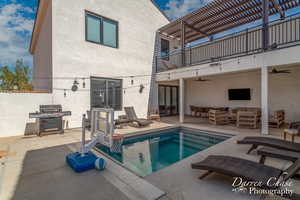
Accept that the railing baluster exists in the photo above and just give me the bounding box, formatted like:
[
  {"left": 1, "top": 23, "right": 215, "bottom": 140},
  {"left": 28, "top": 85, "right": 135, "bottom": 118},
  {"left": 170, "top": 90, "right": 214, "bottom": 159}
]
[
  {"left": 286, "top": 21, "right": 288, "bottom": 43},
  {"left": 290, "top": 20, "right": 293, "bottom": 42},
  {"left": 294, "top": 19, "right": 297, "bottom": 41},
  {"left": 298, "top": 18, "right": 300, "bottom": 41},
  {"left": 155, "top": 56, "right": 158, "bottom": 73},
  {"left": 190, "top": 48, "right": 192, "bottom": 65}
]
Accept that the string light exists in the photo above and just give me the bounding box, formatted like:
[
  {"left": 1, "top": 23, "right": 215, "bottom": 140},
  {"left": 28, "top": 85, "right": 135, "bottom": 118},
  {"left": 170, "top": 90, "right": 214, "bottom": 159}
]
[
  {"left": 6, "top": 56, "right": 246, "bottom": 93},
  {"left": 139, "top": 84, "right": 144, "bottom": 93},
  {"left": 130, "top": 76, "right": 134, "bottom": 85},
  {"left": 82, "top": 78, "right": 86, "bottom": 88},
  {"left": 71, "top": 79, "right": 79, "bottom": 92}
]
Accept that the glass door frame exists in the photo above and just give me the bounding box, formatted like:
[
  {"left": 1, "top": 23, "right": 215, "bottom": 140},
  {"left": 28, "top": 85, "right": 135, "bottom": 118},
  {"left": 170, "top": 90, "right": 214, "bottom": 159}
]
[{"left": 158, "top": 85, "right": 179, "bottom": 116}]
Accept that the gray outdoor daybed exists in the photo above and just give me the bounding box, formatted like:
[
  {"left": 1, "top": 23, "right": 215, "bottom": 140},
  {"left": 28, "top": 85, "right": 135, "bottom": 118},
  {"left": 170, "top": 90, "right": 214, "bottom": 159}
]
[
  {"left": 237, "top": 136, "right": 300, "bottom": 154},
  {"left": 191, "top": 155, "right": 300, "bottom": 199},
  {"left": 124, "top": 107, "right": 152, "bottom": 127}
]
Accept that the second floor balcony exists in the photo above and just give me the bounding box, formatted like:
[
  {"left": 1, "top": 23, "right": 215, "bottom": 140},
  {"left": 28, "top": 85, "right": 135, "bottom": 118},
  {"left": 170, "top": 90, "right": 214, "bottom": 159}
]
[{"left": 156, "top": 0, "right": 300, "bottom": 73}]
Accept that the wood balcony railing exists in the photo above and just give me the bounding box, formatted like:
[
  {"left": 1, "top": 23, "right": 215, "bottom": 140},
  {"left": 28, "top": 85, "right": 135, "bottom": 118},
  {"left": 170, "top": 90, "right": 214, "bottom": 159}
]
[{"left": 156, "top": 15, "right": 300, "bottom": 73}]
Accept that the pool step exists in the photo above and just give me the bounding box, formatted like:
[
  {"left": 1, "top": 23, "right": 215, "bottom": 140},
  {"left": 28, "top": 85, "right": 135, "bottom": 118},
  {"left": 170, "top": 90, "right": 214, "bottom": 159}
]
[
  {"left": 172, "top": 139, "right": 209, "bottom": 151},
  {"left": 172, "top": 137, "right": 212, "bottom": 151},
  {"left": 172, "top": 133, "right": 223, "bottom": 148},
  {"left": 172, "top": 134, "right": 223, "bottom": 146},
  {"left": 182, "top": 133, "right": 226, "bottom": 143}
]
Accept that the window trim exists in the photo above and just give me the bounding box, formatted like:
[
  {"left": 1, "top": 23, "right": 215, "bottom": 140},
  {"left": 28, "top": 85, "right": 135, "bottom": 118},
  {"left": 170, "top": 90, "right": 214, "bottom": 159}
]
[
  {"left": 85, "top": 10, "right": 119, "bottom": 49},
  {"left": 90, "top": 76, "right": 123, "bottom": 111}
]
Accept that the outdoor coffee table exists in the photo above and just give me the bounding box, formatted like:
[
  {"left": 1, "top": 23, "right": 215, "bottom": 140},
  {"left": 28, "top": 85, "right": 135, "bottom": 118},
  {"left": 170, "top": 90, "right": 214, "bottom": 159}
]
[{"left": 283, "top": 129, "right": 300, "bottom": 143}]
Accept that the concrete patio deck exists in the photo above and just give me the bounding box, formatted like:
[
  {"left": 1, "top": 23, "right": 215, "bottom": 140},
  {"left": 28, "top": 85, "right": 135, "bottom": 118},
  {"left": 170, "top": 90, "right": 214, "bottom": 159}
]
[
  {"left": 0, "top": 120, "right": 299, "bottom": 200},
  {"left": 0, "top": 125, "right": 166, "bottom": 200}
]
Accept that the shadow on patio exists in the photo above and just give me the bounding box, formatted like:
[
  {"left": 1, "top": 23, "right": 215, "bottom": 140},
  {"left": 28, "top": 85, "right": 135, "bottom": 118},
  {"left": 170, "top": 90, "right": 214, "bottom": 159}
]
[{"left": 8, "top": 143, "right": 130, "bottom": 200}]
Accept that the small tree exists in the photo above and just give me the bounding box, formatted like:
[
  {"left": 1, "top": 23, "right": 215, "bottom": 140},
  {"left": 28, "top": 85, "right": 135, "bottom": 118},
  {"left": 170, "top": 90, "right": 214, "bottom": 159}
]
[{"left": 0, "top": 60, "right": 33, "bottom": 91}]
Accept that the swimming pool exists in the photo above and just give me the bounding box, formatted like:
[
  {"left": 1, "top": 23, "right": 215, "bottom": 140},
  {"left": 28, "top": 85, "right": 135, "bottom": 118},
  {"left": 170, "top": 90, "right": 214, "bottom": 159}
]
[{"left": 95, "top": 127, "right": 230, "bottom": 177}]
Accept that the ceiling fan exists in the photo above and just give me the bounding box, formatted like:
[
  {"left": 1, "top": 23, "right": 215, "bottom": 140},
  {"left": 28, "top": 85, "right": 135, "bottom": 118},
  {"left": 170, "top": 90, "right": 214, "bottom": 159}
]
[
  {"left": 269, "top": 68, "right": 291, "bottom": 74},
  {"left": 194, "top": 77, "right": 211, "bottom": 82}
]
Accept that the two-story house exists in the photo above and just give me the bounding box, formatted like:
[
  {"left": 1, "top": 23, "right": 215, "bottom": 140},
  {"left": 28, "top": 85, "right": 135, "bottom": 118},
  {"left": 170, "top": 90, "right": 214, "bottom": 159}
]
[
  {"left": 30, "top": 0, "right": 169, "bottom": 128},
  {"left": 30, "top": 0, "right": 300, "bottom": 136}
]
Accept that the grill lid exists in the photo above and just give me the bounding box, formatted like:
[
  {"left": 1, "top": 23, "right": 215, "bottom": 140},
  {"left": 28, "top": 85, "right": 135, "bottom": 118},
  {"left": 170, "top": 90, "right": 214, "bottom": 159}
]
[{"left": 40, "top": 105, "right": 62, "bottom": 113}]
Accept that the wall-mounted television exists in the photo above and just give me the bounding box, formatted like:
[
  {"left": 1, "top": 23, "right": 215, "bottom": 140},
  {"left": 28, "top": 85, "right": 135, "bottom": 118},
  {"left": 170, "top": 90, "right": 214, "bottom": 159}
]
[{"left": 228, "top": 88, "right": 251, "bottom": 100}]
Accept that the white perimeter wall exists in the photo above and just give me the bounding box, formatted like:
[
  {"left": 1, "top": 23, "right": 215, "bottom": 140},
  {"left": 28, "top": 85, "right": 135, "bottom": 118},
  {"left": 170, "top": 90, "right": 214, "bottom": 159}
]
[
  {"left": 0, "top": 93, "right": 53, "bottom": 137},
  {"left": 185, "top": 66, "right": 300, "bottom": 122},
  {"left": 51, "top": 0, "right": 168, "bottom": 128}
]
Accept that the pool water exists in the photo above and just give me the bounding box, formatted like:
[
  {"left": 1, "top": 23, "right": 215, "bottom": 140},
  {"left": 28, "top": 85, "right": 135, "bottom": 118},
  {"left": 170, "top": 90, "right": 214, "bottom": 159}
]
[{"left": 95, "top": 128, "right": 229, "bottom": 177}]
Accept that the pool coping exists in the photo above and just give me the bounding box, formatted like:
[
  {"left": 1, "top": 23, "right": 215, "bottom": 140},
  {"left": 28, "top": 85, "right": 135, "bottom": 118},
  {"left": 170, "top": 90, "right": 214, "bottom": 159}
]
[
  {"left": 94, "top": 125, "right": 234, "bottom": 178},
  {"left": 92, "top": 148, "right": 166, "bottom": 200}
]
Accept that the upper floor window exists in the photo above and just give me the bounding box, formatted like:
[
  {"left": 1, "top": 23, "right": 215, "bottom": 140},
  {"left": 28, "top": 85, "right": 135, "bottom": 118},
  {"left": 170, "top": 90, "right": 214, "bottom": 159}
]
[{"left": 85, "top": 11, "right": 118, "bottom": 48}]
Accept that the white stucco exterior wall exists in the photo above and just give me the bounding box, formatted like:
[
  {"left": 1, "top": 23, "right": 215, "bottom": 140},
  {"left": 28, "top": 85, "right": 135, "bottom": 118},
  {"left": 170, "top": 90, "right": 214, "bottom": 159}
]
[
  {"left": 32, "top": 3, "right": 52, "bottom": 92},
  {"left": 0, "top": 93, "right": 53, "bottom": 137},
  {"left": 50, "top": 0, "right": 169, "bottom": 128}
]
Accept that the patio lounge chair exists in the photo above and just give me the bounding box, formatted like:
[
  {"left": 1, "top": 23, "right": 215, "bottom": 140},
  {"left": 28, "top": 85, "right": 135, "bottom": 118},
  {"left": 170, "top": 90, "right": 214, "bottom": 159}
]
[
  {"left": 191, "top": 155, "right": 300, "bottom": 199},
  {"left": 257, "top": 147, "right": 300, "bottom": 164},
  {"left": 161, "top": 60, "right": 178, "bottom": 70},
  {"left": 124, "top": 107, "right": 152, "bottom": 127},
  {"left": 237, "top": 136, "right": 300, "bottom": 154}
]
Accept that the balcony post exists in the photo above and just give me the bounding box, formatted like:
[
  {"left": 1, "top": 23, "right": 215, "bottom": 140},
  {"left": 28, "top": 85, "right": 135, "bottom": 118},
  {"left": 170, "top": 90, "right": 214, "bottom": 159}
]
[
  {"left": 181, "top": 21, "right": 186, "bottom": 67},
  {"left": 261, "top": 66, "right": 269, "bottom": 135},
  {"left": 262, "top": 0, "right": 269, "bottom": 50},
  {"left": 245, "top": 28, "right": 249, "bottom": 53},
  {"left": 179, "top": 78, "right": 185, "bottom": 123},
  {"left": 155, "top": 55, "right": 158, "bottom": 73},
  {"left": 189, "top": 47, "right": 192, "bottom": 65}
]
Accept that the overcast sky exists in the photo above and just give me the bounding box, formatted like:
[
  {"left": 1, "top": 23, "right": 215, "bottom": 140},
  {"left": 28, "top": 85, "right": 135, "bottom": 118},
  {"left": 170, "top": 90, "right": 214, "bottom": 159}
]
[{"left": 0, "top": 0, "right": 299, "bottom": 70}]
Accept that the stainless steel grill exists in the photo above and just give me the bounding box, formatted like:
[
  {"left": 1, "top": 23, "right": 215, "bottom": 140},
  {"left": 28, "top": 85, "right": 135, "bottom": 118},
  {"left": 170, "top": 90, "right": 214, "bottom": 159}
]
[{"left": 29, "top": 105, "right": 71, "bottom": 136}]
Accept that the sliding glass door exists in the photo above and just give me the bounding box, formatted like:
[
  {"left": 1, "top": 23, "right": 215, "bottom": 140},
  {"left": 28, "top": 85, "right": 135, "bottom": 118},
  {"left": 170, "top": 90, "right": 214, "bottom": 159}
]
[{"left": 158, "top": 85, "right": 179, "bottom": 116}]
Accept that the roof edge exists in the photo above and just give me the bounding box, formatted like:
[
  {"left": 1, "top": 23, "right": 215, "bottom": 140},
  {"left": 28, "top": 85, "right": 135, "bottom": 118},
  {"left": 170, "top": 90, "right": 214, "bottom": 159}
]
[
  {"left": 150, "top": 0, "right": 171, "bottom": 22},
  {"left": 29, "top": 0, "right": 50, "bottom": 54}
]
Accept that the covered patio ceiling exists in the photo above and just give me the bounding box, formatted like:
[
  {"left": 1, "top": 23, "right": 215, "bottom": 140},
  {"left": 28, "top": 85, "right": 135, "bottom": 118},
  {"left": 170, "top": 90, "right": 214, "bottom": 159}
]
[{"left": 158, "top": 0, "right": 300, "bottom": 43}]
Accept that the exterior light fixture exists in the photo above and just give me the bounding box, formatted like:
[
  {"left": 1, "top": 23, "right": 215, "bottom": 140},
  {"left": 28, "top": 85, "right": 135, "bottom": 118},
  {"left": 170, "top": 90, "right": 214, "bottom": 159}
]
[
  {"left": 139, "top": 84, "right": 144, "bottom": 93},
  {"left": 130, "top": 76, "right": 134, "bottom": 85},
  {"left": 71, "top": 79, "right": 79, "bottom": 92},
  {"left": 64, "top": 89, "right": 67, "bottom": 97},
  {"left": 82, "top": 78, "right": 86, "bottom": 88}
]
